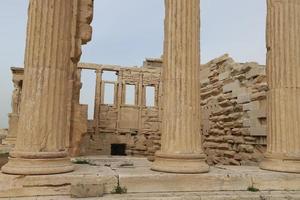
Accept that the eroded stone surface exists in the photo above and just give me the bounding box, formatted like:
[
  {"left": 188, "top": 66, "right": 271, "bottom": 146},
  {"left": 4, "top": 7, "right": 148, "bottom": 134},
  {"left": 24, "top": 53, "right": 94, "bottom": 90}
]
[
  {"left": 0, "top": 157, "right": 299, "bottom": 198},
  {"left": 260, "top": 0, "right": 300, "bottom": 173},
  {"left": 152, "top": 0, "right": 209, "bottom": 173},
  {"left": 70, "top": 183, "right": 104, "bottom": 198},
  {"left": 200, "top": 55, "right": 267, "bottom": 166},
  {"left": 2, "top": 68, "right": 22, "bottom": 146},
  {"left": 78, "top": 61, "right": 162, "bottom": 158}
]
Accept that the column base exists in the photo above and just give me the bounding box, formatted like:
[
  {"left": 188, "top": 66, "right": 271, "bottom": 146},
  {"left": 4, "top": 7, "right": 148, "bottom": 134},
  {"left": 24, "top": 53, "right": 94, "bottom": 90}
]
[
  {"left": 1, "top": 156, "right": 74, "bottom": 175},
  {"left": 151, "top": 152, "right": 209, "bottom": 174},
  {"left": 260, "top": 157, "right": 300, "bottom": 173}
]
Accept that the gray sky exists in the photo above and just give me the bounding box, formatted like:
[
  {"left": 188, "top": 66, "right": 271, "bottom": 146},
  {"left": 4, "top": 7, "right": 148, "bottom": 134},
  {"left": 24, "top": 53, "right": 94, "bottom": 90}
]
[{"left": 0, "top": 0, "right": 266, "bottom": 128}]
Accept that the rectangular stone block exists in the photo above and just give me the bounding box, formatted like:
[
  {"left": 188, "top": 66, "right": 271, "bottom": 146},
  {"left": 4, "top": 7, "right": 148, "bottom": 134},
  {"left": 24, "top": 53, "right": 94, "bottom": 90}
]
[
  {"left": 70, "top": 183, "right": 104, "bottom": 198},
  {"left": 243, "top": 103, "right": 251, "bottom": 111},
  {"left": 218, "top": 71, "right": 231, "bottom": 81},
  {"left": 0, "top": 146, "right": 10, "bottom": 168},
  {"left": 246, "top": 67, "right": 265, "bottom": 79},
  {"left": 223, "top": 80, "right": 240, "bottom": 93},
  {"left": 237, "top": 94, "right": 251, "bottom": 104},
  {"left": 243, "top": 119, "right": 251, "bottom": 127}
]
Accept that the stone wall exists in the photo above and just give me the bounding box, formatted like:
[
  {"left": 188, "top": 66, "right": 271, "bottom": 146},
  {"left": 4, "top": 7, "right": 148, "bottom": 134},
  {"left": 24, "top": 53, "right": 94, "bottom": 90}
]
[
  {"left": 200, "top": 54, "right": 267, "bottom": 165},
  {"left": 4, "top": 55, "right": 268, "bottom": 166},
  {"left": 78, "top": 59, "right": 162, "bottom": 157},
  {"left": 2, "top": 68, "right": 23, "bottom": 146},
  {"left": 0, "top": 129, "right": 8, "bottom": 145}
]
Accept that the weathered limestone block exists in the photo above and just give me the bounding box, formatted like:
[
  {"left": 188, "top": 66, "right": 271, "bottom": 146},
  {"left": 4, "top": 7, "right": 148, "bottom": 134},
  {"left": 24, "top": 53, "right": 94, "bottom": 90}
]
[
  {"left": 3, "top": 114, "right": 19, "bottom": 146},
  {"left": 71, "top": 183, "right": 104, "bottom": 198},
  {"left": 237, "top": 94, "right": 251, "bottom": 104},
  {"left": 71, "top": 0, "right": 94, "bottom": 62},
  {"left": 3, "top": 68, "right": 24, "bottom": 146},
  {"left": 238, "top": 145, "right": 254, "bottom": 153},
  {"left": 69, "top": 104, "right": 88, "bottom": 157},
  {"left": 0, "top": 129, "right": 8, "bottom": 144},
  {"left": 201, "top": 54, "right": 267, "bottom": 166}
]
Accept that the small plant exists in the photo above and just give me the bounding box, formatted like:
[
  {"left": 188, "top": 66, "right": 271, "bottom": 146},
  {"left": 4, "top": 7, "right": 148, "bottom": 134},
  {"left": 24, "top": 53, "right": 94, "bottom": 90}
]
[
  {"left": 112, "top": 185, "right": 127, "bottom": 194},
  {"left": 247, "top": 186, "right": 259, "bottom": 192},
  {"left": 111, "top": 176, "right": 127, "bottom": 194}
]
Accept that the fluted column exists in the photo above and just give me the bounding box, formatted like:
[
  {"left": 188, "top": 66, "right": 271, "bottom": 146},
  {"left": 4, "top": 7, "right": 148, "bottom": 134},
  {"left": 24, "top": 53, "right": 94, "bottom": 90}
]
[
  {"left": 2, "top": 0, "right": 80, "bottom": 175},
  {"left": 151, "top": 0, "right": 209, "bottom": 173},
  {"left": 260, "top": 0, "right": 300, "bottom": 173}
]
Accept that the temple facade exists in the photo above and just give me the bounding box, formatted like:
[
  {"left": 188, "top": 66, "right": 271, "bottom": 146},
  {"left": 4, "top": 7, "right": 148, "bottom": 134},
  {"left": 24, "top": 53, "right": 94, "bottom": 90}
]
[{"left": 0, "top": 0, "right": 299, "bottom": 177}]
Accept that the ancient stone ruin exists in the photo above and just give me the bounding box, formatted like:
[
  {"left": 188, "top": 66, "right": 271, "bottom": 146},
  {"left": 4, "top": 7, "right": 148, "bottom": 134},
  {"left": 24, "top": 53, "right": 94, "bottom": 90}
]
[
  {"left": 0, "top": 0, "right": 299, "bottom": 199},
  {"left": 201, "top": 54, "right": 267, "bottom": 166},
  {"left": 5, "top": 55, "right": 268, "bottom": 168}
]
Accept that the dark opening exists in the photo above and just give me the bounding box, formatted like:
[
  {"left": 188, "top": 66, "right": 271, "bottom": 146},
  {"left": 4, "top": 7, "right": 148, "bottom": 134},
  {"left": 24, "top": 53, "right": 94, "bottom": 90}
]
[{"left": 111, "top": 144, "right": 127, "bottom": 156}]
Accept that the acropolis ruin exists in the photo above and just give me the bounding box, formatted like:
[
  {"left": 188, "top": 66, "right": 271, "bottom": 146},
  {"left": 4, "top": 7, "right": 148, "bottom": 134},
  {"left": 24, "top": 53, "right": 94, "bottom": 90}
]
[{"left": 0, "top": 0, "right": 299, "bottom": 199}]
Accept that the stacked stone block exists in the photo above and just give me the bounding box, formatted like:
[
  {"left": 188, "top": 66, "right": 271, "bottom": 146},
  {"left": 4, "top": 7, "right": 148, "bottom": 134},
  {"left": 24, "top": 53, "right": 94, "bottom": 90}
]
[{"left": 200, "top": 54, "right": 267, "bottom": 166}]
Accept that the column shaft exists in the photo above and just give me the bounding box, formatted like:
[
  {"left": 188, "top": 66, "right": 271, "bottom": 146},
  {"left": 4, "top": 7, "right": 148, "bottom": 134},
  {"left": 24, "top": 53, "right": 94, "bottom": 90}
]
[
  {"left": 2, "top": 0, "right": 77, "bottom": 175},
  {"left": 260, "top": 0, "right": 300, "bottom": 173},
  {"left": 151, "top": 0, "right": 209, "bottom": 173}
]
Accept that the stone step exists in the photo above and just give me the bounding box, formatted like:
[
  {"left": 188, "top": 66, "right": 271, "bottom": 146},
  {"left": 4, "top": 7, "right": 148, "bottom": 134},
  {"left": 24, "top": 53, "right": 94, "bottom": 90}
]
[
  {"left": 1, "top": 191, "right": 300, "bottom": 200},
  {"left": 0, "top": 158, "right": 299, "bottom": 198}
]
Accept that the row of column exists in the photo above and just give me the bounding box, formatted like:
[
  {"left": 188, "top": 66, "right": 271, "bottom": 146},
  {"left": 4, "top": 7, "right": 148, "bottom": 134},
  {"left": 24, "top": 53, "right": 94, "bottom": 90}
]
[
  {"left": 2, "top": 0, "right": 300, "bottom": 175},
  {"left": 153, "top": 0, "right": 300, "bottom": 174}
]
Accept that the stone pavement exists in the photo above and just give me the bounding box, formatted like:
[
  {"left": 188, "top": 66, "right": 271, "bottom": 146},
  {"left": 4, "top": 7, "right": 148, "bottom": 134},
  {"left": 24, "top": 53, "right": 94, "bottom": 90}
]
[{"left": 0, "top": 156, "right": 299, "bottom": 199}]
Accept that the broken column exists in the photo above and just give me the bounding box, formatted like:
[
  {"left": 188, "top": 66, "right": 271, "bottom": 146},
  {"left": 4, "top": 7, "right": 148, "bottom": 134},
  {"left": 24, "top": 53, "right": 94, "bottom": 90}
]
[
  {"left": 259, "top": 0, "right": 300, "bottom": 173},
  {"left": 151, "top": 0, "right": 209, "bottom": 173},
  {"left": 1, "top": 0, "right": 93, "bottom": 175}
]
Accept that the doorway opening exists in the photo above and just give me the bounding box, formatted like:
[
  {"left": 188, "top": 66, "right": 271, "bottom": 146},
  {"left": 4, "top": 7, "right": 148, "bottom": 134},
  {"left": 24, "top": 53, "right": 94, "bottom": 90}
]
[{"left": 111, "top": 144, "right": 127, "bottom": 156}]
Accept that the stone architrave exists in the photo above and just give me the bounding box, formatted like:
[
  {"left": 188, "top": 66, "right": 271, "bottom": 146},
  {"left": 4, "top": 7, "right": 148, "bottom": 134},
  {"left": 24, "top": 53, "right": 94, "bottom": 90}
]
[
  {"left": 260, "top": 0, "right": 300, "bottom": 173},
  {"left": 151, "top": 0, "right": 209, "bottom": 173},
  {"left": 2, "top": 0, "right": 93, "bottom": 175}
]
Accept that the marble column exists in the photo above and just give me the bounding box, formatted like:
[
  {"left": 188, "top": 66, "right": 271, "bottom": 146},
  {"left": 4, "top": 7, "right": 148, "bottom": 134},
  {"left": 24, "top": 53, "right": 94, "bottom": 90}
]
[
  {"left": 94, "top": 70, "right": 103, "bottom": 135},
  {"left": 259, "top": 0, "right": 300, "bottom": 173},
  {"left": 2, "top": 0, "right": 80, "bottom": 175},
  {"left": 151, "top": 0, "right": 209, "bottom": 173}
]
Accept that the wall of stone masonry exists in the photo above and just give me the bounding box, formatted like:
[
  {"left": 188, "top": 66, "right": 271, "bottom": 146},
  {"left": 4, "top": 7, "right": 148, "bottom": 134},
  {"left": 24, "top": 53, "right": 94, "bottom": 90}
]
[
  {"left": 78, "top": 59, "right": 163, "bottom": 157},
  {"left": 4, "top": 55, "right": 268, "bottom": 165},
  {"left": 200, "top": 54, "right": 267, "bottom": 166},
  {"left": 0, "top": 129, "right": 8, "bottom": 145}
]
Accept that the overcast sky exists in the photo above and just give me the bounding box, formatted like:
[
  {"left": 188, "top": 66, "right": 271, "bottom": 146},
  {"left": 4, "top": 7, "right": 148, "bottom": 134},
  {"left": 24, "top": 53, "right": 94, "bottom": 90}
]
[{"left": 0, "top": 0, "right": 266, "bottom": 128}]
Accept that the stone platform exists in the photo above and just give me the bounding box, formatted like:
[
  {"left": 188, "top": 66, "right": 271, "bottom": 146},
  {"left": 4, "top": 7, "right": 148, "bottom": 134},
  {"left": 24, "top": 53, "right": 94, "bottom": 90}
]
[
  {"left": 2, "top": 191, "right": 300, "bottom": 200},
  {"left": 0, "top": 145, "right": 11, "bottom": 168},
  {"left": 0, "top": 156, "right": 299, "bottom": 199}
]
